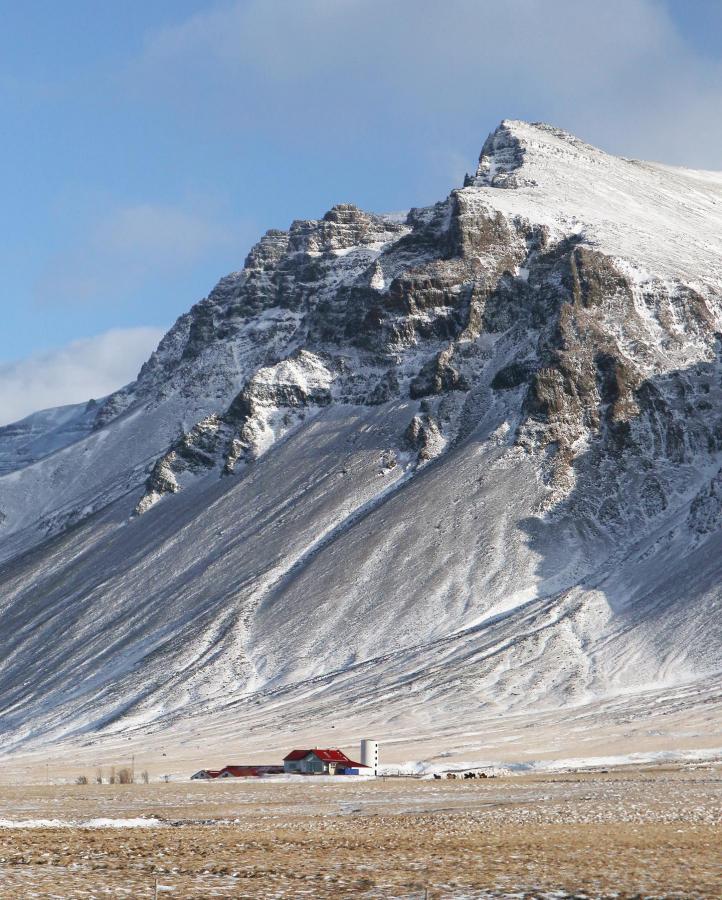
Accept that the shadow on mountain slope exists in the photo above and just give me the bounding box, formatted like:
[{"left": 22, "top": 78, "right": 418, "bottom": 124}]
[{"left": 516, "top": 337, "right": 722, "bottom": 678}]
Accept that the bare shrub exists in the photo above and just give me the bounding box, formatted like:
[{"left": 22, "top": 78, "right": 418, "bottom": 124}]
[
  {"left": 75, "top": 775, "right": 89, "bottom": 785},
  {"left": 95, "top": 769, "right": 103, "bottom": 784},
  {"left": 109, "top": 767, "right": 116, "bottom": 785},
  {"left": 117, "top": 767, "right": 133, "bottom": 784},
  {"left": 141, "top": 770, "right": 150, "bottom": 784}
]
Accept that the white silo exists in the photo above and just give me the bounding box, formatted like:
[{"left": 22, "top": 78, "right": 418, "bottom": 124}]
[{"left": 360, "top": 739, "right": 379, "bottom": 776}]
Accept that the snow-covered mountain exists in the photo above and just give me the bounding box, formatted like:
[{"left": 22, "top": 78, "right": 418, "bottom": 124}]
[{"left": 1, "top": 120, "right": 722, "bottom": 761}]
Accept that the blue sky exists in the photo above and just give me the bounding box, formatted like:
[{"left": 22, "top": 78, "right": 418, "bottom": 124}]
[{"left": 1, "top": 0, "right": 721, "bottom": 423}]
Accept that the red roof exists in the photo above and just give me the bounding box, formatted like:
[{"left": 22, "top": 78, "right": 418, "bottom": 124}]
[
  {"left": 283, "top": 748, "right": 369, "bottom": 767},
  {"left": 283, "top": 749, "right": 310, "bottom": 762},
  {"left": 220, "top": 765, "right": 261, "bottom": 777}
]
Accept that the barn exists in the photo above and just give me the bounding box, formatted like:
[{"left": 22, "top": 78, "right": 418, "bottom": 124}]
[{"left": 283, "top": 748, "right": 370, "bottom": 775}]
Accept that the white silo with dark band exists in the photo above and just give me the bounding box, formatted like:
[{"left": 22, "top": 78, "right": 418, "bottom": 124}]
[{"left": 360, "top": 739, "right": 379, "bottom": 776}]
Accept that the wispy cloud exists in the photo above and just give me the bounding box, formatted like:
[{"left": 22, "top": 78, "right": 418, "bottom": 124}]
[
  {"left": 0, "top": 327, "right": 164, "bottom": 426},
  {"left": 129, "top": 0, "right": 722, "bottom": 170}
]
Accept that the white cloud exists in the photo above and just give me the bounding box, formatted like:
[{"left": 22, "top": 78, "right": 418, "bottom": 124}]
[
  {"left": 0, "top": 327, "right": 164, "bottom": 426},
  {"left": 130, "top": 0, "right": 722, "bottom": 169}
]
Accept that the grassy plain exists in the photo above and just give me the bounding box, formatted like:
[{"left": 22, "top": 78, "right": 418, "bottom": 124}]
[{"left": 0, "top": 765, "right": 719, "bottom": 898}]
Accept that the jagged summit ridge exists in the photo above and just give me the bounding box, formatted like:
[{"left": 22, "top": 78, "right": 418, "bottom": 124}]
[
  {"left": 127, "top": 119, "right": 722, "bottom": 514},
  {"left": 1, "top": 121, "right": 722, "bottom": 755}
]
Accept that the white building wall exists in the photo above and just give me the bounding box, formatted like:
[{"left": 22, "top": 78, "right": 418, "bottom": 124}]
[{"left": 360, "top": 739, "right": 379, "bottom": 776}]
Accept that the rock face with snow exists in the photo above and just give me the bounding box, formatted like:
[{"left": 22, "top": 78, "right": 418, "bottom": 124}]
[{"left": 1, "top": 121, "right": 722, "bottom": 755}]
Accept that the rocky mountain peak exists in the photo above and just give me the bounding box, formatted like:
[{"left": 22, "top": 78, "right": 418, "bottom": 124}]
[
  {"left": 1, "top": 122, "right": 722, "bottom": 754},
  {"left": 467, "top": 119, "right": 622, "bottom": 191},
  {"left": 467, "top": 118, "right": 528, "bottom": 187}
]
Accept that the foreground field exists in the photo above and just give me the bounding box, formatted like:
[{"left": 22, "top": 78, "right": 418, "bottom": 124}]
[{"left": 0, "top": 765, "right": 719, "bottom": 898}]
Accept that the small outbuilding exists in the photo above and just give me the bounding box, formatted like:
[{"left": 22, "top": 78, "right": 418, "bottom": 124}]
[
  {"left": 190, "top": 769, "right": 222, "bottom": 780},
  {"left": 218, "top": 765, "right": 284, "bottom": 778},
  {"left": 283, "top": 748, "right": 370, "bottom": 775}
]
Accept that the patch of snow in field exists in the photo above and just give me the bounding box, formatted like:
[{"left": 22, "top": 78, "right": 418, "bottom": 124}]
[
  {"left": 383, "top": 746, "right": 722, "bottom": 778},
  {"left": 513, "top": 746, "right": 722, "bottom": 772},
  {"left": 382, "top": 761, "right": 515, "bottom": 777},
  {"left": 0, "top": 817, "right": 165, "bottom": 829}
]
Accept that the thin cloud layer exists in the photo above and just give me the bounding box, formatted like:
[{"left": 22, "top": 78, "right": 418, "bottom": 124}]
[
  {"left": 131, "top": 0, "right": 722, "bottom": 170},
  {"left": 0, "top": 327, "right": 164, "bottom": 426},
  {"left": 34, "top": 201, "right": 242, "bottom": 307}
]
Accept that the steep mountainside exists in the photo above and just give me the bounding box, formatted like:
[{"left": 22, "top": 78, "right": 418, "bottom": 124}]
[
  {"left": 0, "top": 400, "right": 101, "bottom": 477},
  {"left": 1, "top": 121, "right": 721, "bottom": 762}
]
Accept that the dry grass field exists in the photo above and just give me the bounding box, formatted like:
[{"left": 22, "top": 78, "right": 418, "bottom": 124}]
[{"left": 0, "top": 765, "right": 720, "bottom": 898}]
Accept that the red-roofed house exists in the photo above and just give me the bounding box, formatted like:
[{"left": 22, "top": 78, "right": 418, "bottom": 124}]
[{"left": 283, "top": 748, "right": 370, "bottom": 775}]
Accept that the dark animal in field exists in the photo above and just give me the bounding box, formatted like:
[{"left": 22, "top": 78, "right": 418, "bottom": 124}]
[
  {"left": 446, "top": 773, "right": 457, "bottom": 779},
  {"left": 433, "top": 774, "right": 442, "bottom": 780}
]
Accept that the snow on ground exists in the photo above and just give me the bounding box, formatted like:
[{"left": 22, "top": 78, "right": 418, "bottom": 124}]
[{"left": 0, "top": 817, "right": 164, "bottom": 829}]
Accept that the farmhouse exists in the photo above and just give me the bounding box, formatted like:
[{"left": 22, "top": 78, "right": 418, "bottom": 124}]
[
  {"left": 190, "top": 740, "right": 379, "bottom": 779},
  {"left": 283, "top": 748, "right": 369, "bottom": 775}
]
